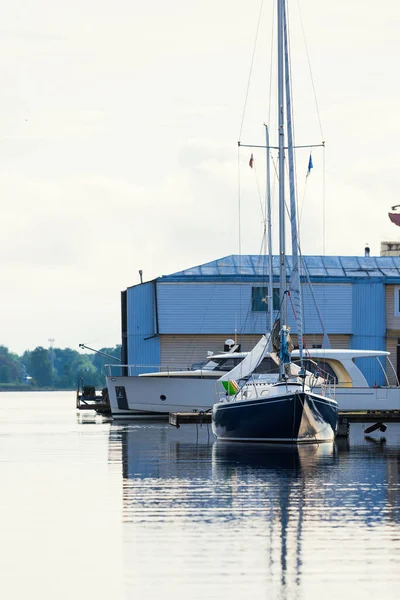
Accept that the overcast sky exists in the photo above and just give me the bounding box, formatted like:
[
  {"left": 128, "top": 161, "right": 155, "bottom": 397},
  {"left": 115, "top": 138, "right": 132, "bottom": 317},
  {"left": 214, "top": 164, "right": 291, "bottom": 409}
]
[{"left": 1, "top": 0, "right": 399, "bottom": 354}]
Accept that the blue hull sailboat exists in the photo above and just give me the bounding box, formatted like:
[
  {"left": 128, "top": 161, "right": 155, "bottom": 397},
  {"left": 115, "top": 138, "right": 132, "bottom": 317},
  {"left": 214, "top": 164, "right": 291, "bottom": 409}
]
[
  {"left": 212, "top": 0, "right": 338, "bottom": 444},
  {"left": 212, "top": 382, "right": 338, "bottom": 443}
]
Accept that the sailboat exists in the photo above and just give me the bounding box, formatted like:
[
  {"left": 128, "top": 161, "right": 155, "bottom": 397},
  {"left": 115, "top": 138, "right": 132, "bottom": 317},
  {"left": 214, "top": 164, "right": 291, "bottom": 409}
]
[{"left": 212, "top": 0, "right": 338, "bottom": 443}]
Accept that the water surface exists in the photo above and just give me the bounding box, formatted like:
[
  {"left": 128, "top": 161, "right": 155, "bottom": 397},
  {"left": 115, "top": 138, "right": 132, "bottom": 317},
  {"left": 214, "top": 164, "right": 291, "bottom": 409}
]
[{"left": 0, "top": 392, "right": 399, "bottom": 599}]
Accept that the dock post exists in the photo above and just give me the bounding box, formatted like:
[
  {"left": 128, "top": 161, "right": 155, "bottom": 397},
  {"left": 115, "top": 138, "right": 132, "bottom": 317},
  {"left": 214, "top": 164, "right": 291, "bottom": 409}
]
[{"left": 337, "top": 417, "right": 350, "bottom": 438}]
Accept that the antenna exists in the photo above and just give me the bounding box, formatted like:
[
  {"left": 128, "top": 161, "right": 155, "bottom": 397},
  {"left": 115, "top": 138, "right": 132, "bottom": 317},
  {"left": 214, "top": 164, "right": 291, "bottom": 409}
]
[{"left": 79, "top": 343, "right": 121, "bottom": 362}]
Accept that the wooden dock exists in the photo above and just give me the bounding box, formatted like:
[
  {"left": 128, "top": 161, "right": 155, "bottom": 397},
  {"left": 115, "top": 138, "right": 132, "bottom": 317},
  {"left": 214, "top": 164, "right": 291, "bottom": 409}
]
[
  {"left": 337, "top": 411, "right": 400, "bottom": 423},
  {"left": 337, "top": 411, "right": 400, "bottom": 435},
  {"left": 169, "top": 410, "right": 400, "bottom": 436},
  {"left": 169, "top": 411, "right": 212, "bottom": 428}
]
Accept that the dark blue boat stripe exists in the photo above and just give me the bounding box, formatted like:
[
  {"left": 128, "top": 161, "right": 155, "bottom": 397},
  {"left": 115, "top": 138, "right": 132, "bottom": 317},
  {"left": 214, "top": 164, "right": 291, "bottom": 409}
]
[
  {"left": 303, "top": 396, "right": 338, "bottom": 407},
  {"left": 216, "top": 397, "right": 293, "bottom": 411},
  {"left": 219, "top": 437, "right": 334, "bottom": 443},
  {"left": 217, "top": 394, "right": 337, "bottom": 411}
]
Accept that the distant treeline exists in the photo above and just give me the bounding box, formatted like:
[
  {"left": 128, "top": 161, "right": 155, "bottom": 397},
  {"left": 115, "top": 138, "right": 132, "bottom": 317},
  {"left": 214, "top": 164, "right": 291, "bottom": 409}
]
[{"left": 0, "top": 345, "right": 121, "bottom": 390}]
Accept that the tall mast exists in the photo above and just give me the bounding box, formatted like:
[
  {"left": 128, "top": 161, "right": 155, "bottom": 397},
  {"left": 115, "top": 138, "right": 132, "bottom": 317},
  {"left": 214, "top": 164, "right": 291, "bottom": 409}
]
[
  {"left": 277, "top": 0, "right": 287, "bottom": 379},
  {"left": 283, "top": 0, "right": 304, "bottom": 365},
  {"left": 265, "top": 125, "right": 274, "bottom": 335}
]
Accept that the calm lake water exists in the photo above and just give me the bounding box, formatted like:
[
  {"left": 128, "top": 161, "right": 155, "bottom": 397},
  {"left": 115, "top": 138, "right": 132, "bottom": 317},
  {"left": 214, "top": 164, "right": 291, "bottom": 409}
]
[{"left": 0, "top": 391, "right": 399, "bottom": 599}]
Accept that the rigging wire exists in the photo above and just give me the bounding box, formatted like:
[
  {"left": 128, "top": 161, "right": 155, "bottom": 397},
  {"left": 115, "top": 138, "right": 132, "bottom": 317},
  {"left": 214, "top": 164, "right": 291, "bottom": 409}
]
[
  {"left": 259, "top": 153, "right": 278, "bottom": 255},
  {"left": 237, "top": 146, "right": 242, "bottom": 260},
  {"left": 284, "top": 0, "right": 301, "bottom": 252},
  {"left": 296, "top": 0, "right": 324, "bottom": 141},
  {"left": 298, "top": 170, "right": 309, "bottom": 227},
  {"left": 237, "top": 145, "right": 244, "bottom": 341},
  {"left": 238, "top": 0, "right": 265, "bottom": 141},
  {"left": 284, "top": 1, "right": 329, "bottom": 349},
  {"left": 267, "top": 0, "right": 276, "bottom": 141},
  {"left": 251, "top": 157, "right": 267, "bottom": 238},
  {"left": 296, "top": 0, "right": 326, "bottom": 257},
  {"left": 237, "top": 1, "right": 265, "bottom": 344},
  {"left": 297, "top": 0, "right": 328, "bottom": 348},
  {"left": 322, "top": 142, "right": 326, "bottom": 256}
]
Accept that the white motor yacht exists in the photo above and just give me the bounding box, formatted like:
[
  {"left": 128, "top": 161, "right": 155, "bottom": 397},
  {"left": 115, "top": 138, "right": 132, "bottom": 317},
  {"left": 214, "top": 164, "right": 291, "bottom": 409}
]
[{"left": 106, "top": 344, "right": 400, "bottom": 418}]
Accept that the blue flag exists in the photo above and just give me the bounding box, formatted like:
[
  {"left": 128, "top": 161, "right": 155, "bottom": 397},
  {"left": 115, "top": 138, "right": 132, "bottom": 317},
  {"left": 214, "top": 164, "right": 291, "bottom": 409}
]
[{"left": 306, "top": 153, "right": 313, "bottom": 177}]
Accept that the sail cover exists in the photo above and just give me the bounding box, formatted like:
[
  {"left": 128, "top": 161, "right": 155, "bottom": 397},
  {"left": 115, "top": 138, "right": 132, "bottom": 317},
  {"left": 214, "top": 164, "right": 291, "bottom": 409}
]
[
  {"left": 218, "top": 335, "right": 271, "bottom": 394},
  {"left": 389, "top": 212, "right": 400, "bottom": 227}
]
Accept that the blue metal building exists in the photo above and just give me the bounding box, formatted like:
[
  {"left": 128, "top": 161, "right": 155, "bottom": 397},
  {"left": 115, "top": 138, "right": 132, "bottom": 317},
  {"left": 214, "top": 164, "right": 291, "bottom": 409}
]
[{"left": 121, "top": 254, "right": 400, "bottom": 386}]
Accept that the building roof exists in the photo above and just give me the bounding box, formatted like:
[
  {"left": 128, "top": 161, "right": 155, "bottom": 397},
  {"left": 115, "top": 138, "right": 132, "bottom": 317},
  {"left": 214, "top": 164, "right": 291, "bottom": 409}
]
[{"left": 160, "top": 254, "right": 400, "bottom": 282}]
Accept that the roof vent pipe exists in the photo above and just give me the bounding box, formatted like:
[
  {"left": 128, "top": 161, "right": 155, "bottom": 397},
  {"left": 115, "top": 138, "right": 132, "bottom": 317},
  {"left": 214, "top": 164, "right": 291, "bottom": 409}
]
[
  {"left": 365, "top": 245, "right": 370, "bottom": 257},
  {"left": 139, "top": 269, "right": 143, "bottom": 284}
]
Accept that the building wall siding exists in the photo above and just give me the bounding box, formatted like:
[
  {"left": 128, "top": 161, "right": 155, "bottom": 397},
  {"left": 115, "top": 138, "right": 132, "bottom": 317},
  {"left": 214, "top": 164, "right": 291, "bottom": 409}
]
[
  {"left": 386, "top": 285, "right": 400, "bottom": 384},
  {"left": 156, "top": 282, "right": 352, "bottom": 335},
  {"left": 126, "top": 281, "right": 160, "bottom": 372},
  {"left": 386, "top": 331, "right": 400, "bottom": 386},
  {"left": 157, "top": 283, "right": 262, "bottom": 334},
  {"left": 159, "top": 333, "right": 351, "bottom": 370},
  {"left": 350, "top": 281, "right": 386, "bottom": 386},
  {"left": 386, "top": 284, "right": 400, "bottom": 329},
  {"left": 301, "top": 334, "right": 351, "bottom": 350},
  {"left": 159, "top": 334, "right": 261, "bottom": 370},
  {"left": 301, "top": 283, "right": 352, "bottom": 333}
]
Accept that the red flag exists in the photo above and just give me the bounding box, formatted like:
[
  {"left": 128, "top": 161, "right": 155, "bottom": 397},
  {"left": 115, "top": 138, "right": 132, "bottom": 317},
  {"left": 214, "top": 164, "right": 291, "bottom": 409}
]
[{"left": 249, "top": 153, "right": 254, "bottom": 168}]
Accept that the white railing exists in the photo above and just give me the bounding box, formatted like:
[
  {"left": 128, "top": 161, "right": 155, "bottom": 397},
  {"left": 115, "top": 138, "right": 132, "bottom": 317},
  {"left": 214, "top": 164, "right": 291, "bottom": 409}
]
[
  {"left": 319, "top": 379, "right": 336, "bottom": 400},
  {"left": 105, "top": 363, "right": 212, "bottom": 377},
  {"left": 214, "top": 372, "right": 337, "bottom": 404}
]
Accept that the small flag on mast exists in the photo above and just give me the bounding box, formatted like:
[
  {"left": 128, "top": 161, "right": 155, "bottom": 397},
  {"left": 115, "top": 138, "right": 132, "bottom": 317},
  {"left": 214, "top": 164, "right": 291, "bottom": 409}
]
[
  {"left": 306, "top": 153, "right": 313, "bottom": 177},
  {"left": 249, "top": 153, "right": 254, "bottom": 168}
]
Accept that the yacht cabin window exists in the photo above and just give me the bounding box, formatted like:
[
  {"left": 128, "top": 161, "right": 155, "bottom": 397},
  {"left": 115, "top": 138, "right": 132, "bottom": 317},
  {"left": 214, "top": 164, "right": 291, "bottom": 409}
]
[
  {"left": 200, "top": 357, "right": 244, "bottom": 372},
  {"left": 293, "top": 359, "right": 338, "bottom": 384}
]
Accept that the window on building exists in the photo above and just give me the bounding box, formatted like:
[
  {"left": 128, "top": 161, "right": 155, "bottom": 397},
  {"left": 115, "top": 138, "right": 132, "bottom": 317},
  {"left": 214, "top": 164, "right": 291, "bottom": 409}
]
[
  {"left": 252, "top": 287, "right": 280, "bottom": 312},
  {"left": 395, "top": 287, "right": 400, "bottom": 317}
]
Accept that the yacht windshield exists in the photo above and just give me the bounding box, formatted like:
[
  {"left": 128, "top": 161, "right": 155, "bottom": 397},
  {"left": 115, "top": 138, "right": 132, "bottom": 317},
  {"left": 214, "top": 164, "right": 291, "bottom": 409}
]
[
  {"left": 293, "top": 359, "right": 338, "bottom": 384},
  {"left": 254, "top": 357, "right": 280, "bottom": 375},
  {"left": 199, "top": 357, "right": 245, "bottom": 372}
]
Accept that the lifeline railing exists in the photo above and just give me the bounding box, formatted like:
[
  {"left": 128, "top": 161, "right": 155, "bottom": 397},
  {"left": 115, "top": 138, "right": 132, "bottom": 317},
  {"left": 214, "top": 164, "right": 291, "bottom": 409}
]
[{"left": 215, "top": 371, "right": 337, "bottom": 404}]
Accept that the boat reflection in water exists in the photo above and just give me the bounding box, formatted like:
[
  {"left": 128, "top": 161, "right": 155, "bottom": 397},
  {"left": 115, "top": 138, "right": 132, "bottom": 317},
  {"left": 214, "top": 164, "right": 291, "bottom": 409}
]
[
  {"left": 108, "top": 422, "right": 400, "bottom": 599},
  {"left": 108, "top": 422, "right": 214, "bottom": 482},
  {"left": 212, "top": 441, "right": 337, "bottom": 588},
  {"left": 212, "top": 439, "right": 336, "bottom": 473},
  {"left": 212, "top": 432, "right": 400, "bottom": 525}
]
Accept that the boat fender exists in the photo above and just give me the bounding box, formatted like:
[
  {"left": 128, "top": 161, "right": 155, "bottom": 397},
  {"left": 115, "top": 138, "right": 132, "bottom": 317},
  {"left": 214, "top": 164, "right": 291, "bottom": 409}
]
[{"left": 364, "top": 422, "right": 387, "bottom": 434}]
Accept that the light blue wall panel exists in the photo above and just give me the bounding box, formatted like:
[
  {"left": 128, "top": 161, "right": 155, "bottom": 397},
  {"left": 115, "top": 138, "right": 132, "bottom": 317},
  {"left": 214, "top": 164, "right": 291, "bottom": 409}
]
[
  {"left": 157, "top": 282, "right": 352, "bottom": 335},
  {"left": 350, "top": 281, "right": 386, "bottom": 386},
  {"left": 289, "top": 283, "right": 352, "bottom": 334},
  {"left": 157, "top": 283, "right": 268, "bottom": 335},
  {"left": 127, "top": 282, "right": 160, "bottom": 371}
]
